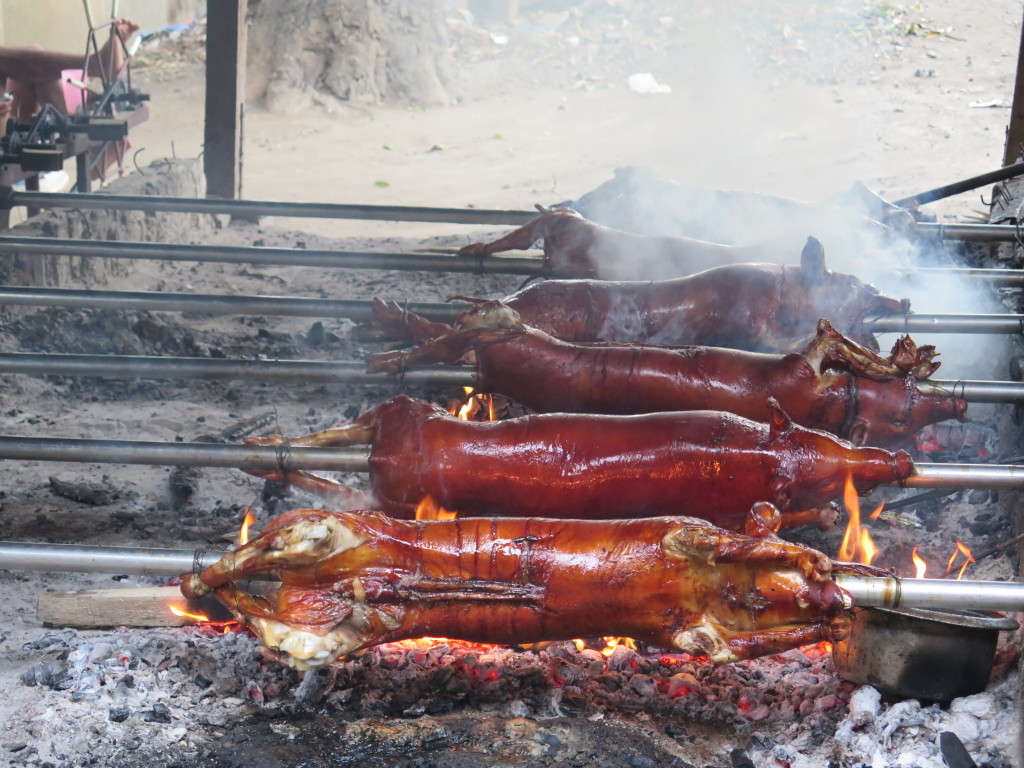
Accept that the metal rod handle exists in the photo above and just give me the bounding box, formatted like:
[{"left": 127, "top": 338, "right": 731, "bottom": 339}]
[
  {"left": 835, "top": 574, "right": 1024, "bottom": 612},
  {"left": 904, "top": 462, "right": 1024, "bottom": 490},
  {"left": 918, "top": 379, "right": 1024, "bottom": 403},
  {"left": 0, "top": 541, "right": 226, "bottom": 576},
  {"left": 917, "top": 222, "right": 1024, "bottom": 242},
  {"left": 894, "top": 162, "right": 1024, "bottom": 208},
  {"left": 869, "top": 313, "right": 1024, "bottom": 335}
]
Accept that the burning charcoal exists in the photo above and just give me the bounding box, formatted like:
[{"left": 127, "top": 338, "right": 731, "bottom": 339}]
[
  {"left": 628, "top": 674, "right": 657, "bottom": 698},
  {"left": 667, "top": 672, "right": 700, "bottom": 698},
  {"left": 606, "top": 645, "right": 639, "bottom": 672},
  {"left": 108, "top": 706, "right": 130, "bottom": 723},
  {"left": 294, "top": 665, "right": 337, "bottom": 706}
]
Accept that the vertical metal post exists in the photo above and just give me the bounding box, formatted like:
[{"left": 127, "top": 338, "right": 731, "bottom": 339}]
[
  {"left": 204, "top": 0, "right": 247, "bottom": 200},
  {"left": 1004, "top": 5, "right": 1024, "bottom": 165}
]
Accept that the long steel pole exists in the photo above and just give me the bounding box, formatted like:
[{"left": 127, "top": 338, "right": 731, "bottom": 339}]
[
  {"left": 835, "top": 574, "right": 1024, "bottom": 613},
  {"left": 0, "top": 435, "right": 1018, "bottom": 489},
  {"left": 0, "top": 236, "right": 541, "bottom": 276},
  {"left": 3, "top": 192, "right": 538, "bottom": 226},
  {"left": 0, "top": 353, "right": 476, "bottom": 386},
  {"left": 3, "top": 286, "right": 1023, "bottom": 334},
  {"left": 917, "top": 222, "right": 1024, "bottom": 242},
  {"left": 1, "top": 541, "right": 1021, "bottom": 613},
  {"left": 3, "top": 352, "right": 1023, "bottom": 403}
]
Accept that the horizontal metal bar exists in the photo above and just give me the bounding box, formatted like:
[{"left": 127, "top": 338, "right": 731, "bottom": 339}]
[
  {"left": 892, "top": 265, "right": 1024, "bottom": 288},
  {"left": 0, "top": 353, "right": 476, "bottom": 386},
  {"left": 918, "top": 379, "right": 1024, "bottom": 403},
  {"left": 0, "top": 236, "right": 541, "bottom": 276},
  {"left": 0, "top": 285, "right": 465, "bottom": 321},
  {"left": 835, "top": 574, "right": 1024, "bottom": 613},
  {"left": 894, "top": 162, "right": 1024, "bottom": 208},
  {"left": 0, "top": 436, "right": 371, "bottom": 472},
  {"left": 0, "top": 541, "right": 228, "bottom": 576},
  {"left": 917, "top": 222, "right": 1024, "bottom": 242},
  {"left": 903, "top": 463, "right": 1024, "bottom": 490},
  {"left": 869, "top": 313, "right": 1024, "bottom": 334},
  {"left": 6, "top": 191, "right": 539, "bottom": 226}
]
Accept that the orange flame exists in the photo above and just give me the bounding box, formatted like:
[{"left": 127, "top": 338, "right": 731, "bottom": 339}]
[
  {"left": 238, "top": 508, "right": 257, "bottom": 546},
  {"left": 450, "top": 387, "right": 496, "bottom": 422},
  {"left": 945, "top": 540, "right": 975, "bottom": 580},
  {"left": 414, "top": 495, "right": 459, "bottom": 521},
  {"left": 838, "top": 474, "right": 879, "bottom": 565},
  {"left": 170, "top": 605, "right": 210, "bottom": 623},
  {"left": 599, "top": 637, "right": 638, "bottom": 657},
  {"left": 911, "top": 546, "right": 927, "bottom": 579}
]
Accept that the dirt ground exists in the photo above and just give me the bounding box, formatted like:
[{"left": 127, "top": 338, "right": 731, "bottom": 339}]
[{"left": 1, "top": 1, "right": 1024, "bottom": 767}]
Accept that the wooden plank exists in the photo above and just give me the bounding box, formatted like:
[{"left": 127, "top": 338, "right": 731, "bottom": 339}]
[
  {"left": 37, "top": 586, "right": 232, "bottom": 627},
  {"left": 203, "top": 0, "right": 247, "bottom": 200}
]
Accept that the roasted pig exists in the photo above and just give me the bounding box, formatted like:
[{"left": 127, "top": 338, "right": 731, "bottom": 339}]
[
  {"left": 182, "top": 507, "right": 866, "bottom": 670},
  {"left": 375, "top": 237, "right": 907, "bottom": 352},
  {"left": 243, "top": 395, "right": 913, "bottom": 531},
  {"left": 368, "top": 307, "right": 967, "bottom": 447}
]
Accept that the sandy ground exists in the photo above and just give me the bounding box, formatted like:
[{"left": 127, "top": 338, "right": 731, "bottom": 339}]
[{"left": 0, "top": 2, "right": 1023, "bottom": 767}]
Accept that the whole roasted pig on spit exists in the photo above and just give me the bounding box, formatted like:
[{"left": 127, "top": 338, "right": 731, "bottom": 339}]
[
  {"left": 182, "top": 506, "right": 872, "bottom": 670},
  {"left": 243, "top": 395, "right": 913, "bottom": 531},
  {"left": 368, "top": 307, "right": 967, "bottom": 447},
  {"left": 374, "top": 237, "right": 907, "bottom": 353}
]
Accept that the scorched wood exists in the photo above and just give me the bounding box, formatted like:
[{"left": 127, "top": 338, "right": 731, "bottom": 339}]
[
  {"left": 182, "top": 508, "right": 866, "bottom": 670},
  {"left": 368, "top": 308, "right": 967, "bottom": 447},
  {"left": 243, "top": 395, "right": 913, "bottom": 531},
  {"left": 374, "top": 237, "right": 907, "bottom": 352}
]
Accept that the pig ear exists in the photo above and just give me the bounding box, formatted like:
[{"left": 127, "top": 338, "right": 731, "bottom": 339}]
[
  {"left": 766, "top": 397, "right": 794, "bottom": 436},
  {"left": 847, "top": 419, "right": 869, "bottom": 446},
  {"left": 769, "top": 471, "right": 793, "bottom": 509},
  {"left": 799, "top": 236, "right": 827, "bottom": 286}
]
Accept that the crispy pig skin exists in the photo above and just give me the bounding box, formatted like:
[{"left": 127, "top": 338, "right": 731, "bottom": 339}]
[
  {"left": 244, "top": 395, "right": 914, "bottom": 531},
  {"left": 377, "top": 237, "right": 906, "bottom": 353},
  {"left": 183, "top": 509, "right": 861, "bottom": 670},
  {"left": 368, "top": 312, "right": 966, "bottom": 447}
]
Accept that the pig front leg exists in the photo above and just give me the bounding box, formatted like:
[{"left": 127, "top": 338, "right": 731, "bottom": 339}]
[
  {"left": 245, "top": 467, "right": 372, "bottom": 511},
  {"left": 674, "top": 617, "right": 851, "bottom": 662},
  {"left": 801, "top": 319, "right": 938, "bottom": 380},
  {"left": 456, "top": 206, "right": 561, "bottom": 259},
  {"left": 369, "top": 297, "right": 455, "bottom": 344}
]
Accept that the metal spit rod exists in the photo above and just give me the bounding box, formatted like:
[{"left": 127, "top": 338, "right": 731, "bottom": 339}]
[
  {"left": 1, "top": 541, "right": 1020, "bottom": 614},
  {"left": 2, "top": 352, "right": 1022, "bottom": 404},
  {"left": 917, "top": 222, "right": 1024, "bottom": 242},
  {"left": 1, "top": 192, "right": 538, "bottom": 226},
  {"left": 1, "top": 286, "right": 1022, "bottom": 334},
  {"left": 0, "top": 236, "right": 542, "bottom": 276},
  {"left": 834, "top": 574, "right": 1024, "bottom": 613},
  {"left": 0, "top": 435, "right": 1019, "bottom": 489},
  {"left": 2, "top": 235, "right": 1024, "bottom": 285}
]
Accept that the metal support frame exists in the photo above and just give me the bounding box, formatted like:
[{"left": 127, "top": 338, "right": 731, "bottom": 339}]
[{"left": 204, "top": 0, "right": 247, "bottom": 200}]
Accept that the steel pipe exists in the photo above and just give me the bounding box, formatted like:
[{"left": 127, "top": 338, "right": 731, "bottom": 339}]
[
  {"left": 0, "top": 236, "right": 541, "bottom": 276},
  {"left": 904, "top": 462, "right": 1024, "bottom": 490},
  {"left": 917, "top": 222, "right": 1024, "bottom": 242},
  {"left": 894, "top": 162, "right": 1024, "bottom": 208},
  {"left": 917, "top": 379, "right": 1024, "bottom": 403},
  {"left": 0, "top": 353, "right": 476, "bottom": 386},
  {"left": 5, "top": 352, "right": 1024, "bottom": 403},
  {"left": 0, "top": 541, "right": 227, "bottom": 576},
  {"left": 868, "top": 313, "right": 1024, "bottom": 335},
  {"left": 0, "top": 285, "right": 463, "bottom": 321},
  {"left": 835, "top": 574, "right": 1024, "bottom": 613},
  {"left": 893, "top": 266, "right": 1024, "bottom": 288},
  {"left": 3, "top": 192, "right": 538, "bottom": 226},
  {"left": 0, "top": 436, "right": 371, "bottom": 472}
]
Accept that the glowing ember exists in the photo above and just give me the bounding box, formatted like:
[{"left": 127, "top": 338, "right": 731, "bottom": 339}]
[
  {"left": 838, "top": 474, "right": 881, "bottom": 564},
  {"left": 911, "top": 546, "right": 927, "bottom": 579},
  {"left": 599, "top": 637, "right": 638, "bottom": 657},
  {"left": 238, "top": 508, "right": 257, "bottom": 546},
  {"left": 945, "top": 540, "right": 976, "bottom": 580},
  {"left": 415, "top": 495, "right": 459, "bottom": 521},
  {"left": 169, "top": 605, "right": 210, "bottom": 623}
]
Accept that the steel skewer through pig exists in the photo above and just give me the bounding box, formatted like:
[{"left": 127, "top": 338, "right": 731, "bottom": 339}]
[
  {"left": 182, "top": 505, "right": 872, "bottom": 671},
  {"left": 368, "top": 307, "right": 966, "bottom": 447},
  {"left": 243, "top": 395, "right": 913, "bottom": 531},
  {"left": 373, "top": 237, "right": 907, "bottom": 353}
]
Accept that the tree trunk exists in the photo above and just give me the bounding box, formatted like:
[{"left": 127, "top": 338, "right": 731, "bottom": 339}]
[{"left": 246, "top": 0, "right": 456, "bottom": 113}]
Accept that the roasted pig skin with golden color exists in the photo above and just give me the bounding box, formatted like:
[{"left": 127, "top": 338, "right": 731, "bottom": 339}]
[
  {"left": 369, "top": 309, "right": 966, "bottom": 447},
  {"left": 182, "top": 508, "right": 862, "bottom": 671},
  {"left": 244, "top": 395, "right": 914, "bottom": 531},
  {"left": 376, "top": 237, "right": 906, "bottom": 353}
]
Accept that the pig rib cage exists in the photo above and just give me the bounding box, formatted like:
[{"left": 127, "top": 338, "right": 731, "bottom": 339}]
[
  {"left": 1, "top": 540, "right": 1024, "bottom": 616},
  {"left": 0, "top": 351, "right": 1021, "bottom": 404},
  {"left": 2, "top": 235, "right": 1024, "bottom": 285},
  {"left": 0, "top": 434, "right": 1018, "bottom": 490},
  {"left": 0, "top": 285, "right": 1022, "bottom": 335}
]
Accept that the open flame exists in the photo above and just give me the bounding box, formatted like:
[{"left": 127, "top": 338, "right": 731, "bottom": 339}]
[
  {"left": 169, "top": 605, "right": 210, "bottom": 623},
  {"left": 238, "top": 508, "right": 257, "bottom": 546},
  {"left": 415, "top": 495, "right": 459, "bottom": 521},
  {"left": 911, "top": 546, "right": 927, "bottom": 578},
  {"left": 944, "top": 540, "right": 975, "bottom": 580},
  {"left": 450, "top": 386, "right": 496, "bottom": 422},
  {"left": 837, "top": 474, "right": 883, "bottom": 564}
]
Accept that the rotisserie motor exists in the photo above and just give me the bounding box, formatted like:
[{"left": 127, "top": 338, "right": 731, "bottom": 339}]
[
  {"left": 244, "top": 395, "right": 914, "bottom": 531},
  {"left": 374, "top": 237, "right": 907, "bottom": 352},
  {"left": 182, "top": 507, "right": 865, "bottom": 671},
  {"left": 369, "top": 306, "right": 966, "bottom": 447}
]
